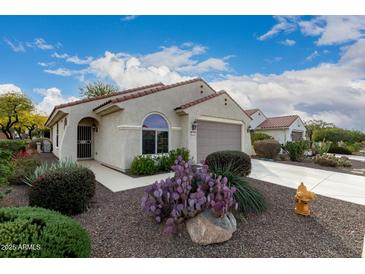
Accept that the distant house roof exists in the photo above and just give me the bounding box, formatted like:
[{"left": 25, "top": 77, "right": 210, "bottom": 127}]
[
  {"left": 256, "top": 115, "right": 299, "bottom": 129},
  {"left": 245, "top": 108, "right": 260, "bottom": 116}
]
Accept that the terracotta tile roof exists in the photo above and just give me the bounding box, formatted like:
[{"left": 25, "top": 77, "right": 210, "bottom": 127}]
[
  {"left": 257, "top": 115, "right": 299, "bottom": 129},
  {"left": 174, "top": 91, "right": 225, "bottom": 110},
  {"left": 174, "top": 90, "right": 251, "bottom": 119},
  {"left": 109, "top": 78, "right": 203, "bottom": 105},
  {"left": 245, "top": 108, "right": 260, "bottom": 116},
  {"left": 45, "top": 82, "right": 165, "bottom": 126},
  {"left": 93, "top": 78, "right": 207, "bottom": 112}
]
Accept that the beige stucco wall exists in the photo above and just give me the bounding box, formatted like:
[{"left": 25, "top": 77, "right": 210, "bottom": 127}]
[
  {"left": 250, "top": 110, "right": 266, "bottom": 129},
  {"left": 288, "top": 117, "right": 307, "bottom": 140},
  {"left": 49, "top": 79, "right": 252, "bottom": 171}
]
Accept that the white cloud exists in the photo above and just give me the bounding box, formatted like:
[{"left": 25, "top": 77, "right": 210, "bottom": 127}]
[
  {"left": 44, "top": 68, "right": 73, "bottom": 76},
  {"left": 121, "top": 15, "right": 138, "bottom": 22},
  {"left": 4, "top": 38, "right": 25, "bottom": 52},
  {"left": 211, "top": 39, "right": 365, "bottom": 131},
  {"left": 89, "top": 51, "right": 187, "bottom": 89},
  {"left": 34, "top": 88, "right": 79, "bottom": 115},
  {"left": 260, "top": 16, "right": 365, "bottom": 46},
  {"left": 0, "top": 84, "right": 23, "bottom": 94},
  {"left": 52, "top": 52, "right": 93, "bottom": 65},
  {"left": 86, "top": 43, "right": 229, "bottom": 88},
  {"left": 306, "top": 50, "right": 320, "bottom": 61},
  {"left": 280, "top": 39, "right": 296, "bottom": 46},
  {"left": 26, "top": 38, "right": 54, "bottom": 50},
  {"left": 258, "top": 16, "right": 298, "bottom": 41},
  {"left": 177, "top": 58, "right": 229, "bottom": 73},
  {"left": 37, "top": 62, "right": 54, "bottom": 67},
  {"left": 142, "top": 45, "right": 206, "bottom": 70}
]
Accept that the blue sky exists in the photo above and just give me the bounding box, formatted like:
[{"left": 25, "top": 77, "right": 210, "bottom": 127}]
[{"left": 1, "top": 16, "right": 364, "bottom": 131}]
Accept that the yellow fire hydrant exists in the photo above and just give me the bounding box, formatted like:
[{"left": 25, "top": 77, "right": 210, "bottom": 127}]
[{"left": 295, "top": 182, "right": 315, "bottom": 216}]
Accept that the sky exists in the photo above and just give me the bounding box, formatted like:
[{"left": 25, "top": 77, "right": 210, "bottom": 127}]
[{"left": 0, "top": 16, "right": 365, "bottom": 131}]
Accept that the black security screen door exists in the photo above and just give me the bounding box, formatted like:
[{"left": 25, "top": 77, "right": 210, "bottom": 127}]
[{"left": 77, "top": 126, "right": 92, "bottom": 159}]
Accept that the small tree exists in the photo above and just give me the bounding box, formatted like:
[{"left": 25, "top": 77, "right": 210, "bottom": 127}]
[
  {"left": 21, "top": 113, "right": 48, "bottom": 139},
  {"left": 79, "top": 81, "right": 118, "bottom": 98},
  {"left": 0, "top": 92, "right": 33, "bottom": 139},
  {"left": 305, "top": 119, "right": 335, "bottom": 141}
]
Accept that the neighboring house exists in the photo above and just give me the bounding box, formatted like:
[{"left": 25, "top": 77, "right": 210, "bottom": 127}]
[
  {"left": 246, "top": 108, "right": 306, "bottom": 144},
  {"left": 46, "top": 78, "right": 252, "bottom": 171}
]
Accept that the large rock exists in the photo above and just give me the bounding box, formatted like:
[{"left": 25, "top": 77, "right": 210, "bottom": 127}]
[{"left": 186, "top": 210, "right": 237, "bottom": 245}]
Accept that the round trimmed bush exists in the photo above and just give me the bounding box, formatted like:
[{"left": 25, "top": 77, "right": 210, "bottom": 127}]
[
  {"left": 0, "top": 207, "right": 91, "bottom": 258},
  {"left": 253, "top": 139, "right": 281, "bottom": 159},
  {"left": 328, "top": 145, "right": 352, "bottom": 155},
  {"left": 29, "top": 165, "right": 95, "bottom": 215},
  {"left": 205, "top": 150, "right": 251, "bottom": 177}
]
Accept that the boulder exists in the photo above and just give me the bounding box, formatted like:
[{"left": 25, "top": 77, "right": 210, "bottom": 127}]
[{"left": 186, "top": 210, "right": 237, "bottom": 245}]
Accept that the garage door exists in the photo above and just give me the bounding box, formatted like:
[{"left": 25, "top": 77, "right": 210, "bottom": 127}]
[{"left": 197, "top": 120, "right": 242, "bottom": 163}]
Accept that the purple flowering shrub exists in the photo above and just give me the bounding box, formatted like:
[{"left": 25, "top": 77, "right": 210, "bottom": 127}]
[{"left": 141, "top": 156, "right": 237, "bottom": 235}]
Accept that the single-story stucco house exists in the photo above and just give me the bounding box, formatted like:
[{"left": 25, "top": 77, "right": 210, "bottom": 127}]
[
  {"left": 246, "top": 108, "right": 307, "bottom": 144},
  {"left": 45, "top": 78, "right": 252, "bottom": 171}
]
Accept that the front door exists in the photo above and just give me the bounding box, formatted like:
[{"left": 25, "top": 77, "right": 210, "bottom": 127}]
[{"left": 77, "top": 126, "right": 92, "bottom": 159}]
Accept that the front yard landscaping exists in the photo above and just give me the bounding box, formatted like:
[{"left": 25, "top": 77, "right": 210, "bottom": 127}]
[
  {"left": 2, "top": 176, "right": 364, "bottom": 257},
  {"left": 1, "top": 140, "right": 364, "bottom": 258}
]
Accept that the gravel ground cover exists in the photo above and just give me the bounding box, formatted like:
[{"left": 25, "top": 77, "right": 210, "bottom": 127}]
[
  {"left": 74, "top": 178, "right": 364, "bottom": 258},
  {"left": 1, "top": 156, "right": 364, "bottom": 258}
]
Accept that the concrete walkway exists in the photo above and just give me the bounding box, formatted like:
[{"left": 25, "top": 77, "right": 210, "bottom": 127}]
[
  {"left": 250, "top": 159, "right": 365, "bottom": 206},
  {"left": 79, "top": 159, "right": 365, "bottom": 206},
  {"left": 78, "top": 160, "right": 173, "bottom": 192}
]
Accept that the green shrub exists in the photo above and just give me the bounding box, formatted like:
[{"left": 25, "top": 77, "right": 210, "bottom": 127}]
[
  {"left": 205, "top": 150, "right": 251, "bottom": 177},
  {"left": 157, "top": 154, "right": 172, "bottom": 172},
  {"left": 0, "top": 140, "right": 28, "bottom": 155},
  {"left": 0, "top": 149, "right": 14, "bottom": 185},
  {"left": 131, "top": 148, "right": 190, "bottom": 175},
  {"left": 345, "top": 142, "right": 362, "bottom": 153},
  {"left": 250, "top": 132, "right": 272, "bottom": 145},
  {"left": 253, "top": 139, "right": 281, "bottom": 159},
  {"left": 328, "top": 145, "right": 352, "bottom": 155},
  {"left": 130, "top": 155, "right": 159, "bottom": 175},
  {"left": 209, "top": 161, "right": 266, "bottom": 214},
  {"left": 8, "top": 157, "right": 41, "bottom": 185},
  {"left": 0, "top": 207, "right": 91, "bottom": 258},
  {"left": 312, "top": 127, "right": 365, "bottom": 143},
  {"left": 29, "top": 161, "right": 96, "bottom": 215},
  {"left": 282, "top": 140, "right": 309, "bottom": 162},
  {"left": 169, "top": 147, "right": 189, "bottom": 162}
]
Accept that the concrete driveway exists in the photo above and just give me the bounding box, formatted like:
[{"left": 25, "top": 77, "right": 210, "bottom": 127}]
[
  {"left": 250, "top": 159, "right": 365, "bottom": 206},
  {"left": 79, "top": 159, "right": 365, "bottom": 206}
]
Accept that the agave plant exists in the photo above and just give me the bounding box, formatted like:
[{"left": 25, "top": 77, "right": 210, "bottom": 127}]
[
  {"left": 209, "top": 161, "right": 266, "bottom": 214},
  {"left": 23, "top": 159, "right": 79, "bottom": 187}
]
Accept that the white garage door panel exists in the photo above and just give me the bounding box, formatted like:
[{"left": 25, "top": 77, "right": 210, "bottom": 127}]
[{"left": 197, "top": 121, "right": 242, "bottom": 162}]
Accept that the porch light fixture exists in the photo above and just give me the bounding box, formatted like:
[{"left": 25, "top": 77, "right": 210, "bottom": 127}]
[
  {"left": 192, "top": 120, "right": 198, "bottom": 131},
  {"left": 247, "top": 125, "right": 252, "bottom": 133},
  {"left": 92, "top": 123, "right": 98, "bottom": 132}
]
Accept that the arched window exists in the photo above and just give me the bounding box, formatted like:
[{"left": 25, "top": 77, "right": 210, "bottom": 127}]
[{"left": 142, "top": 114, "right": 169, "bottom": 154}]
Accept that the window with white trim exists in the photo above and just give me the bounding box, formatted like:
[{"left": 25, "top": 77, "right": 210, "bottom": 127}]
[
  {"left": 142, "top": 114, "right": 168, "bottom": 154},
  {"left": 56, "top": 122, "right": 59, "bottom": 147}
]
